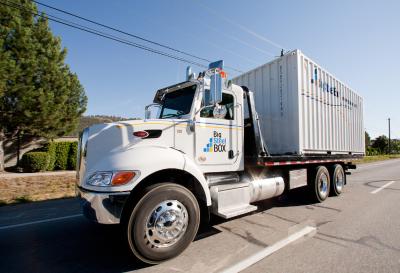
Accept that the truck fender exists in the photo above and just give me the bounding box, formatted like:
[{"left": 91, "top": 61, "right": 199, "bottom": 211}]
[
  {"left": 182, "top": 154, "right": 211, "bottom": 206},
  {"left": 127, "top": 146, "right": 187, "bottom": 190},
  {"left": 83, "top": 146, "right": 185, "bottom": 192}
]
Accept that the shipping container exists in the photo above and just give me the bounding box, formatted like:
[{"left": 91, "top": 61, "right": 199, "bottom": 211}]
[{"left": 233, "top": 49, "right": 364, "bottom": 156}]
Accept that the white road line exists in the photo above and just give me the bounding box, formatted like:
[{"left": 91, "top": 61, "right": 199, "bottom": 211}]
[
  {"left": 220, "top": 226, "right": 316, "bottom": 273},
  {"left": 371, "top": 181, "right": 396, "bottom": 194},
  {"left": 0, "top": 214, "right": 83, "bottom": 230}
]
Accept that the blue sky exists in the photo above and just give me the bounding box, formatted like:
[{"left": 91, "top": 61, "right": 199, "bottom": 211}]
[{"left": 38, "top": 0, "right": 399, "bottom": 139}]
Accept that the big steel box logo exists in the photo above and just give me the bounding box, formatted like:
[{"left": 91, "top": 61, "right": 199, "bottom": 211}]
[{"left": 203, "top": 131, "right": 226, "bottom": 152}]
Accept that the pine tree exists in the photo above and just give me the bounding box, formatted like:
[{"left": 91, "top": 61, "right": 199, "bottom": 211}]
[{"left": 0, "top": 0, "right": 87, "bottom": 171}]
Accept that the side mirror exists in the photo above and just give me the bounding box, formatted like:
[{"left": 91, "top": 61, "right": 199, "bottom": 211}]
[
  {"left": 207, "top": 60, "right": 225, "bottom": 106},
  {"left": 145, "top": 109, "right": 151, "bottom": 119},
  {"left": 145, "top": 103, "right": 161, "bottom": 120},
  {"left": 209, "top": 72, "right": 223, "bottom": 105}
]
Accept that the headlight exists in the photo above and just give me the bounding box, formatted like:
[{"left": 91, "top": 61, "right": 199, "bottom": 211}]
[
  {"left": 86, "top": 171, "right": 137, "bottom": 187},
  {"left": 87, "top": 172, "right": 113, "bottom": 187}
]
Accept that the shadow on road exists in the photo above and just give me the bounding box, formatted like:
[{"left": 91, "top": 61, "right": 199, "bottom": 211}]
[
  {"left": 0, "top": 188, "right": 326, "bottom": 273},
  {"left": 0, "top": 213, "right": 224, "bottom": 273},
  {"left": 0, "top": 219, "right": 149, "bottom": 273}
]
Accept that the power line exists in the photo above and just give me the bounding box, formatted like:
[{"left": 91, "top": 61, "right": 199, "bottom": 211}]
[
  {"left": 1, "top": 0, "right": 209, "bottom": 69},
  {"left": 202, "top": 22, "right": 276, "bottom": 57},
  {"left": 30, "top": 0, "right": 243, "bottom": 73},
  {"left": 193, "top": 0, "right": 287, "bottom": 51},
  {"left": 181, "top": 30, "right": 259, "bottom": 65},
  {"left": 135, "top": 15, "right": 260, "bottom": 67},
  {"left": 182, "top": 14, "right": 275, "bottom": 59},
  {"left": 31, "top": 0, "right": 211, "bottom": 63},
  {"left": 1, "top": 0, "right": 244, "bottom": 73}
]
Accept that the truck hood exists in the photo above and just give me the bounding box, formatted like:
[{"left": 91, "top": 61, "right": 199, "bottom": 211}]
[
  {"left": 82, "top": 118, "right": 188, "bottom": 178},
  {"left": 86, "top": 118, "right": 187, "bottom": 152}
]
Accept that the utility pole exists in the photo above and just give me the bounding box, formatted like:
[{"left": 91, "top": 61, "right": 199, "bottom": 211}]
[{"left": 388, "top": 118, "right": 391, "bottom": 154}]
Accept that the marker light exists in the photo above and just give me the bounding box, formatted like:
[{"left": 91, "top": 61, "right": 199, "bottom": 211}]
[
  {"left": 219, "top": 70, "right": 227, "bottom": 79},
  {"left": 111, "top": 171, "right": 136, "bottom": 186},
  {"left": 133, "top": 131, "right": 149, "bottom": 138}
]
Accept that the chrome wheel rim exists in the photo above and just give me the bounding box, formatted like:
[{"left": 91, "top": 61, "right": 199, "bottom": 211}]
[
  {"left": 145, "top": 200, "right": 188, "bottom": 248},
  {"left": 335, "top": 169, "right": 344, "bottom": 193},
  {"left": 318, "top": 173, "right": 329, "bottom": 199}
]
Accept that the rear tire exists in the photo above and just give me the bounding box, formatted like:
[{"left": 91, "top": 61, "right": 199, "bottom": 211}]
[
  {"left": 308, "top": 166, "right": 330, "bottom": 203},
  {"left": 330, "top": 164, "right": 345, "bottom": 196},
  {"left": 125, "top": 183, "right": 200, "bottom": 264}
]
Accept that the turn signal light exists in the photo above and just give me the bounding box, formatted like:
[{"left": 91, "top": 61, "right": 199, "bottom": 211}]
[
  {"left": 111, "top": 171, "right": 136, "bottom": 186},
  {"left": 133, "top": 131, "right": 149, "bottom": 138},
  {"left": 219, "top": 70, "right": 227, "bottom": 79}
]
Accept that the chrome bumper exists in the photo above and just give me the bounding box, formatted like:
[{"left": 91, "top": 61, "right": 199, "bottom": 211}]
[{"left": 77, "top": 187, "right": 130, "bottom": 224}]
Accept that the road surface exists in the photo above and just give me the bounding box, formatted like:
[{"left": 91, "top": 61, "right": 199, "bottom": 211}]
[{"left": 0, "top": 159, "right": 399, "bottom": 273}]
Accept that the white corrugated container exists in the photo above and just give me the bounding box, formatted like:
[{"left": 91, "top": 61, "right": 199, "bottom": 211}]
[{"left": 233, "top": 49, "right": 364, "bottom": 156}]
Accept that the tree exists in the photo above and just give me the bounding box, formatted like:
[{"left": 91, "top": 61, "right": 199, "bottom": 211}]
[
  {"left": 391, "top": 139, "right": 400, "bottom": 154},
  {"left": 0, "top": 1, "right": 87, "bottom": 171},
  {"left": 371, "top": 135, "right": 389, "bottom": 154},
  {"left": 365, "top": 131, "right": 371, "bottom": 151}
]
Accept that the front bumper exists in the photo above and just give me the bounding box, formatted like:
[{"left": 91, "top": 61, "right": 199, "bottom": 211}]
[{"left": 77, "top": 187, "right": 130, "bottom": 224}]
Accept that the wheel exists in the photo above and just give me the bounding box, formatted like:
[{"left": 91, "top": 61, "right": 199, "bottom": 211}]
[
  {"left": 330, "top": 164, "right": 345, "bottom": 196},
  {"left": 126, "top": 183, "right": 200, "bottom": 264},
  {"left": 308, "top": 166, "right": 330, "bottom": 202}
]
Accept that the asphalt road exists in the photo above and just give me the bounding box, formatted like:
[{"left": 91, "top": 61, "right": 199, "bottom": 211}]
[{"left": 0, "top": 159, "right": 399, "bottom": 273}]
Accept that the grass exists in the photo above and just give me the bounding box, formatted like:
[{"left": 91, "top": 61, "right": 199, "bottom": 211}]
[
  {"left": 357, "top": 154, "right": 400, "bottom": 164},
  {"left": 13, "top": 195, "right": 32, "bottom": 204},
  {"left": 0, "top": 173, "right": 76, "bottom": 206}
]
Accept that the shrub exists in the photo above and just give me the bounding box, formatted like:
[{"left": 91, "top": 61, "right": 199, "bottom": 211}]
[
  {"left": 23, "top": 141, "right": 79, "bottom": 172},
  {"left": 68, "top": 142, "right": 78, "bottom": 170},
  {"left": 367, "top": 147, "right": 380, "bottom": 156},
  {"left": 14, "top": 196, "right": 32, "bottom": 203},
  {"left": 43, "top": 142, "right": 57, "bottom": 171},
  {"left": 21, "top": 151, "right": 50, "bottom": 172},
  {"left": 54, "top": 142, "right": 71, "bottom": 170}
]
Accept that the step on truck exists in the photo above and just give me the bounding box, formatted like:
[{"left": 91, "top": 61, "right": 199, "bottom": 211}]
[{"left": 76, "top": 49, "right": 364, "bottom": 264}]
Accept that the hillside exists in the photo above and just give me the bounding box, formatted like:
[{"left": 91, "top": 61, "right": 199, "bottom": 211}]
[{"left": 68, "top": 115, "right": 139, "bottom": 136}]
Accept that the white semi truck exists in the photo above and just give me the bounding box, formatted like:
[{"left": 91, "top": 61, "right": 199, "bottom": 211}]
[{"left": 76, "top": 50, "right": 364, "bottom": 264}]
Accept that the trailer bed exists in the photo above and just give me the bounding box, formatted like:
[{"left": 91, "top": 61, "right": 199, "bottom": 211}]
[{"left": 257, "top": 154, "right": 362, "bottom": 167}]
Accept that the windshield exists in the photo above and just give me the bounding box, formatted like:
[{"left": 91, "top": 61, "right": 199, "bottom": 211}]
[{"left": 159, "top": 84, "right": 197, "bottom": 119}]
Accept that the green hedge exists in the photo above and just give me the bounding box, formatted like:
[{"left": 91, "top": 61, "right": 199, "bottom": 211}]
[
  {"left": 21, "top": 141, "right": 78, "bottom": 172},
  {"left": 54, "top": 142, "right": 71, "bottom": 170},
  {"left": 21, "top": 152, "right": 50, "bottom": 172},
  {"left": 68, "top": 142, "right": 78, "bottom": 170},
  {"left": 44, "top": 142, "right": 57, "bottom": 171},
  {"left": 366, "top": 147, "right": 380, "bottom": 156}
]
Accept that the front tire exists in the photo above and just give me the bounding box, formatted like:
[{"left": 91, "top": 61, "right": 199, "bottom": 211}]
[
  {"left": 126, "top": 183, "right": 200, "bottom": 264},
  {"left": 308, "top": 166, "right": 330, "bottom": 202}
]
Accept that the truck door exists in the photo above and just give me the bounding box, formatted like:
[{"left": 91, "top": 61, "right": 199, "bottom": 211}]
[{"left": 195, "top": 91, "right": 240, "bottom": 171}]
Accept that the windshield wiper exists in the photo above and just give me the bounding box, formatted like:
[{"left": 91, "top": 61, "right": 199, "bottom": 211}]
[
  {"left": 161, "top": 113, "right": 180, "bottom": 119},
  {"left": 161, "top": 111, "right": 185, "bottom": 119}
]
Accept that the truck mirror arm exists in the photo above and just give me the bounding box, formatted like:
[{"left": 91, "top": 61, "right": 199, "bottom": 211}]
[
  {"left": 189, "top": 105, "right": 209, "bottom": 132},
  {"left": 242, "top": 86, "right": 270, "bottom": 159}
]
